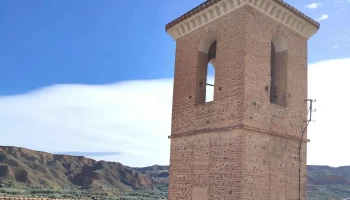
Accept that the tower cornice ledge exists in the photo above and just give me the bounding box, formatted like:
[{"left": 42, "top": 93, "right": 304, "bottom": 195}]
[
  {"left": 168, "top": 124, "right": 311, "bottom": 142},
  {"left": 166, "top": 0, "right": 320, "bottom": 40}
]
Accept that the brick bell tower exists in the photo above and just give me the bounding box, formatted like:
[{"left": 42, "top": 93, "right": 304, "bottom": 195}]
[{"left": 165, "top": 0, "right": 319, "bottom": 199}]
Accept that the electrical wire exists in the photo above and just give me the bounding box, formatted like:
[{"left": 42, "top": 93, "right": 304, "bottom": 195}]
[{"left": 298, "top": 105, "right": 312, "bottom": 200}]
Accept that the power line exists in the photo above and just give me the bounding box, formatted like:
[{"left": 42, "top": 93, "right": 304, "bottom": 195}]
[{"left": 298, "top": 99, "right": 316, "bottom": 200}]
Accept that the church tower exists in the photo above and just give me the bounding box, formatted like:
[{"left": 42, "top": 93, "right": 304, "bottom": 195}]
[{"left": 165, "top": 0, "right": 320, "bottom": 199}]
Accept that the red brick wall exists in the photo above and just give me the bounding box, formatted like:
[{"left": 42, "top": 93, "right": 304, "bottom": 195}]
[{"left": 169, "top": 5, "right": 309, "bottom": 200}]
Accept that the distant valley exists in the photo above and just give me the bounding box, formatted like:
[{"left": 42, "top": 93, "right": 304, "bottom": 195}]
[{"left": 0, "top": 146, "right": 349, "bottom": 200}]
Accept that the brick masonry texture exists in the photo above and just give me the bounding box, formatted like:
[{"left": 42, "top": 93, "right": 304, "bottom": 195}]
[{"left": 168, "top": 4, "right": 312, "bottom": 200}]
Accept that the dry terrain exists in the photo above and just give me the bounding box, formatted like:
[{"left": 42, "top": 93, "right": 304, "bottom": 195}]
[{"left": 0, "top": 146, "right": 349, "bottom": 199}]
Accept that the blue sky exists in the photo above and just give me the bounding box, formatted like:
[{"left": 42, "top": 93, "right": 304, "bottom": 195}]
[
  {"left": 1, "top": 0, "right": 349, "bottom": 95},
  {"left": 0, "top": 0, "right": 199, "bottom": 95},
  {"left": 0, "top": 0, "right": 350, "bottom": 167}
]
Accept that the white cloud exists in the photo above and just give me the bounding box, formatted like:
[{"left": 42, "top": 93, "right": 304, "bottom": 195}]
[
  {"left": 307, "top": 58, "right": 350, "bottom": 167},
  {"left": 1, "top": 59, "right": 350, "bottom": 168},
  {"left": 0, "top": 80, "right": 174, "bottom": 167},
  {"left": 305, "top": 2, "right": 322, "bottom": 8},
  {"left": 333, "top": 45, "right": 339, "bottom": 48},
  {"left": 316, "top": 14, "right": 329, "bottom": 21}
]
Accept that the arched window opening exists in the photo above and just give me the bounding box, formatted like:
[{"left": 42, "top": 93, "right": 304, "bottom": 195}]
[
  {"left": 196, "top": 37, "right": 217, "bottom": 105},
  {"left": 270, "top": 34, "right": 288, "bottom": 107},
  {"left": 270, "top": 42, "right": 277, "bottom": 103},
  {"left": 205, "top": 41, "right": 216, "bottom": 103}
]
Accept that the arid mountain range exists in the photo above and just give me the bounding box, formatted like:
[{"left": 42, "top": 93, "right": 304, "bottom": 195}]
[
  {"left": 0, "top": 146, "right": 167, "bottom": 191},
  {"left": 0, "top": 146, "right": 350, "bottom": 199}
]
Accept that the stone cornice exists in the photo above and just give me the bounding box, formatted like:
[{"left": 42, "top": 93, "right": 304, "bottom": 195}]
[
  {"left": 166, "top": 0, "right": 320, "bottom": 40},
  {"left": 168, "top": 124, "right": 310, "bottom": 142}
]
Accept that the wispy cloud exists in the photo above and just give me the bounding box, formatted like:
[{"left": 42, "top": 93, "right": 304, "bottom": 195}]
[
  {"left": 316, "top": 14, "right": 329, "bottom": 21},
  {"left": 333, "top": 45, "right": 339, "bottom": 48},
  {"left": 1, "top": 59, "right": 350, "bottom": 168},
  {"left": 305, "top": 2, "right": 322, "bottom": 8},
  {"left": 53, "top": 152, "right": 123, "bottom": 157},
  {"left": 0, "top": 80, "right": 175, "bottom": 167}
]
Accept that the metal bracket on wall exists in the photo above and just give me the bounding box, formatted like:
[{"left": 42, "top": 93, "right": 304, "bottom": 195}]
[
  {"left": 298, "top": 98, "right": 316, "bottom": 200},
  {"left": 304, "top": 99, "right": 316, "bottom": 122}
]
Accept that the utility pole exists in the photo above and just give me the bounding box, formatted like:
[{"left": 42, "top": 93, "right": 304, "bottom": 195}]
[{"left": 298, "top": 99, "right": 316, "bottom": 200}]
